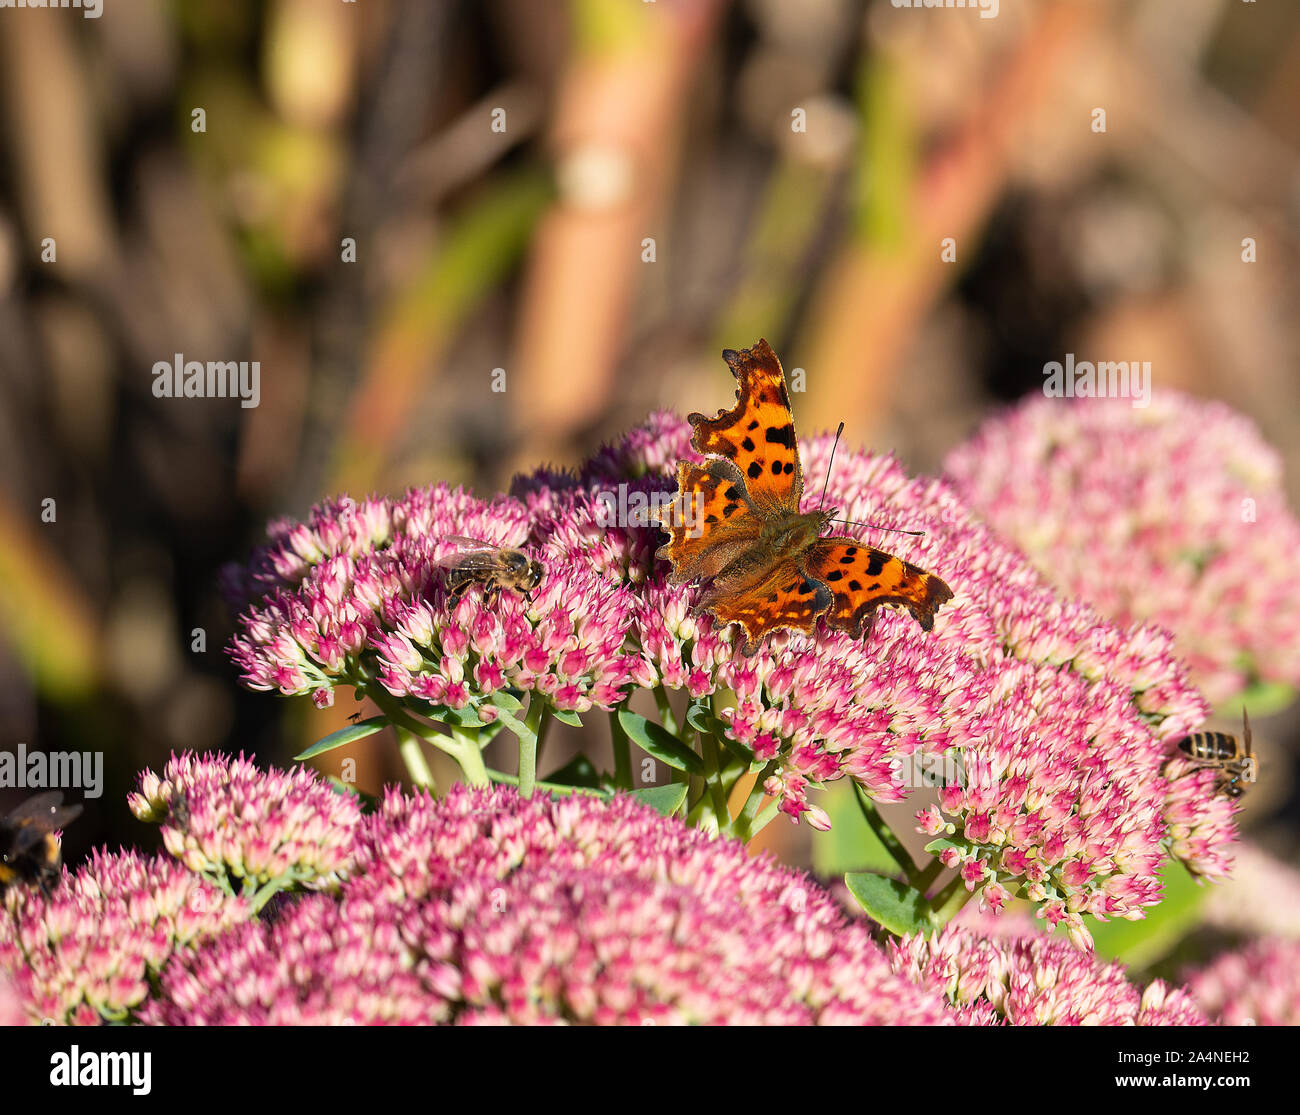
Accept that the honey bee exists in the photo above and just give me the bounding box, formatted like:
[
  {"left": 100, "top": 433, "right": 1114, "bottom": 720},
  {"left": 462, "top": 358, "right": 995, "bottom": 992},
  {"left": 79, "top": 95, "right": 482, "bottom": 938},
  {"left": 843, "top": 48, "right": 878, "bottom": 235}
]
[
  {"left": 0, "top": 792, "right": 83, "bottom": 897},
  {"left": 1177, "top": 707, "right": 1258, "bottom": 798},
  {"left": 435, "top": 536, "right": 544, "bottom": 607}
]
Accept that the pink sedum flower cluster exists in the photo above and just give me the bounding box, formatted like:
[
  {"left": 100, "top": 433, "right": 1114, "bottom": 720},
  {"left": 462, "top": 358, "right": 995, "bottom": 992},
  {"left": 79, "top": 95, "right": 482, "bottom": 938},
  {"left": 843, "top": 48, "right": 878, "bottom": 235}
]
[
  {"left": 227, "top": 485, "right": 646, "bottom": 716},
  {"left": 129, "top": 752, "right": 361, "bottom": 894},
  {"left": 890, "top": 921, "right": 1206, "bottom": 1025},
  {"left": 1202, "top": 843, "right": 1300, "bottom": 939},
  {"left": 1184, "top": 937, "right": 1300, "bottom": 1026},
  {"left": 222, "top": 411, "right": 1237, "bottom": 940},
  {"left": 0, "top": 852, "right": 247, "bottom": 1024},
  {"left": 146, "top": 784, "right": 958, "bottom": 1025},
  {"left": 944, "top": 391, "right": 1300, "bottom": 706}
]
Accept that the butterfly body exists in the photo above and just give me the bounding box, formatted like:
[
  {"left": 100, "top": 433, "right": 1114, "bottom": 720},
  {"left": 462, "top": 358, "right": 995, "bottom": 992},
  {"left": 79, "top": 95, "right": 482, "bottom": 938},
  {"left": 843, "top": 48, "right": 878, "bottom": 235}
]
[{"left": 653, "top": 340, "right": 953, "bottom": 655}]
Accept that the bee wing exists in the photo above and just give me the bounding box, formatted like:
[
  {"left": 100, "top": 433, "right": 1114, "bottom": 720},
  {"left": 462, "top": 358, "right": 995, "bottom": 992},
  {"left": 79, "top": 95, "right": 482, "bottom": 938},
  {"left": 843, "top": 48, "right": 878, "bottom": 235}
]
[
  {"left": 1242, "top": 706, "right": 1253, "bottom": 756},
  {"left": 431, "top": 536, "right": 499, "bottom": 569},
  {"left": 4, "top": 792, "right": 82, "bottom": 832},
  {"left": 9, "top": 824, "right": 51, "bottom": 856}
]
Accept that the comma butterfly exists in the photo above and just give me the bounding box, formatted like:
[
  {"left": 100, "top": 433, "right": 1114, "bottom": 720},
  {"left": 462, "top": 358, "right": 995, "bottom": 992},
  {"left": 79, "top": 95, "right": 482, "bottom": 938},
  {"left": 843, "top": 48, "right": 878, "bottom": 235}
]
[{"left": 652, "top": 339, "right": 953, "bottom": 655}]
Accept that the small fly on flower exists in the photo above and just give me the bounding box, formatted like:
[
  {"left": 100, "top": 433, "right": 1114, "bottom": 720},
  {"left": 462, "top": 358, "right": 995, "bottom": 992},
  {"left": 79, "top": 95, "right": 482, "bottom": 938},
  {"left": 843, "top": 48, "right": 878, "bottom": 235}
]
[
  {"left": 1177, "top": 707, "right": 1258, "bottom": 799},
  {"left": 0, "top": 791, "right": 83, "bottom": 897},
  {"left": 434, "top": 536, "right": 544, "bottom": 607}
]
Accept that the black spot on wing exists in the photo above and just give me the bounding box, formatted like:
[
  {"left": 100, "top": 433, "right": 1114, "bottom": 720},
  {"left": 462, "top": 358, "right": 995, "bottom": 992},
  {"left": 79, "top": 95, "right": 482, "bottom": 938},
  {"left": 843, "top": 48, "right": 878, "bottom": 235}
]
[
  {"left": 765, "top": 424, "right": 796, "bottom": 449},
  {"left": 865, "top": 551, "right": 887, "bottom": 576}
]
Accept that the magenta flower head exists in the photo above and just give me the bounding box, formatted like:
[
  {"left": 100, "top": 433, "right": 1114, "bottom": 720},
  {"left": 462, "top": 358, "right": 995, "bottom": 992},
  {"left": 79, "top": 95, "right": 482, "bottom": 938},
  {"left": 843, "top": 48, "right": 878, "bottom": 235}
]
[
  {"left": 146, "top": 785, "right": 959, "bottom": 1025},
  {"left": 0, "top": 851, "right": 247, "bottom": 1024},
  {"left": 1184, "top": 938, "right": 1300, "bottom": 1026},
  {"left": 129, "top": 752, "right": 361, "bottom": 898},
  {"left": 1202, "top": 843, "right": 1300, "bottom": 938},
  {"left": 0, "top": 974, "right": 26, "bottom": 1026},
  {"left": 944, "top": 391, "right": 1300, "bottom": 705},
  {"left": 607, "top": 420, "right": 1223, "bottom": 940},
  {"left": 227, "top": 483, "right": 644, "bottom": 720},
  {"left": 890, "top": 921, "right": 1206, "bottom": 1025},
  {"left": 224, "top": 403, "right": 1236, "bottom": 943}
]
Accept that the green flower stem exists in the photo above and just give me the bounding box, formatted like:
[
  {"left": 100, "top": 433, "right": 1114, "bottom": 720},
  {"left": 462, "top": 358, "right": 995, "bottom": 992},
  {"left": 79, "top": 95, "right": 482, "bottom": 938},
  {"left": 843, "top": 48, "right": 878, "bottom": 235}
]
[
  {"left": 446, "top": 725, "right": 489, "bottom": 788},
  {"left": 745, "top": 799, "right": 782, "bottom": 839},
  {"left": 734, "top": 760, "right": 777, "bottom": 842},
  {"left": 915, "top": 856, "right": 946, "bottom": 894},
  {"left": 610, "top": 708, "right": 632, "bottom": 790},
  {"left": 514, "top": 698, "right": 549, "bottom": 798},
  {"left": 395, "top": 726, "right": 437, "bottom": 791},
  {"left": 366, "top": 687, "right": 488, "bottom": 788},
  {"left": 486, "top": 769, "right": 607, "bottom": 797},
  {"left": 699, "top": 732, "right": 733, "bottom": 836},
  {"left": 927, "top": 874, "right": 973, "bottom": 928},
  {"left": 533, "top": 701, "right": 553, "bottom": 766},
  {"left": 854, "top": 785, "right": 919, "bottom": 885},
  {"left": 684, "top": 783, "right": 721, "bottom": 832},
  {"left": 653, "top": 685, "right": 681, "bottom": 736},
  {"left": 247, "top": 874, "right": 293, "bottom": 915}
]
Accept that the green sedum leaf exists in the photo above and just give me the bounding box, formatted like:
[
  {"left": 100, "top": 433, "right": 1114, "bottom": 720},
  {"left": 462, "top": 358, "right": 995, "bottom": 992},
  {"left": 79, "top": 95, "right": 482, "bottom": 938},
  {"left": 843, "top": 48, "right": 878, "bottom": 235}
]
[
  {"left": 295, "top": 716, "right": 387, "bottom": 761},
  {"left": 551, "top": 708, "right": 584, "bottom": 727},
  {"left": 811, "top": 780, "right": 910, "bottom": 877},
  {"left": 627, "top": 783, "right": 689, "bottom": 817},
  {"left": 844, "top": 871, "right": 934, "bottom": 936},
  {"left": 617, "top": 710, "right": 704, "bottom": 775}
]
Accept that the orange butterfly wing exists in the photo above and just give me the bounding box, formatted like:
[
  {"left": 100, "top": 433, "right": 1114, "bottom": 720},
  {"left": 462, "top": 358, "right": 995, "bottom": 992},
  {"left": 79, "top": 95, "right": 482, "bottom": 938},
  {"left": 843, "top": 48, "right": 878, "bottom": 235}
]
[
  {"left": 803, "top": 538, "right": 954, "bottom": 639},
  {"left": 697, "top": 558, "right": 832, "bottom": 656},
  {"left": 652, "top": 459, "right": 761, "bottom": 583},
  {"left": 656, "top": 338, "right": 955, "bottom": 655},
  {"left": 688, "top": 340, "right": 802, "bottom": 513}
]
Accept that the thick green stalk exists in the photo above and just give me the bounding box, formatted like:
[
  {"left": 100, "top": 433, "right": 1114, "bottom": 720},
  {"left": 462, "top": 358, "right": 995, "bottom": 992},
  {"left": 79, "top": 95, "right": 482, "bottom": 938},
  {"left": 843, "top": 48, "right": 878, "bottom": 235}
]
[
  {"left": 486, "top": 769, "right": 607, "bottom": 797},
  {"left": 854, "top": 785, "right": 919, "bottom": 885},
  {"left": 446, "top": 725, "right": 489, "bottom": 788},
  {"left": 395, "top": 726, "right": 437, "bottom": 791},
  {"left": 915, "top": 857, "right": 946, "bottom": 894},
  {"left": 697, "top": 732, "right": 732, "bottom": 836},
  {"left": 610, "top": 708, "right": 632, "bottom": 790},
  {"left": 928, "top": 874, "right": 973, "bottom": 928},
  {"left": 515, "top": 698, "right": 549, "bottom": 798},
  {"left": 734, "top": 760, "right": 778, "bottom": 842},
  {"left": 653, "top": 685, "right": 680, "bottom": 736}
]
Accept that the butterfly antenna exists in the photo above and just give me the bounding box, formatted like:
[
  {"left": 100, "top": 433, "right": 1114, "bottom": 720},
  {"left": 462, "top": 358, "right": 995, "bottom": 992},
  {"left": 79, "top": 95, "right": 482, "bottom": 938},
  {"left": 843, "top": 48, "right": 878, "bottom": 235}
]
[
  {"left": 818, "top": 422, "right": 845, "bottom": 511},
  {"left": 819, "top": 422, "right": 925, "bottom": 536},
  {"left": 829, "top": 518, "right": 926, "bottom": 537}
]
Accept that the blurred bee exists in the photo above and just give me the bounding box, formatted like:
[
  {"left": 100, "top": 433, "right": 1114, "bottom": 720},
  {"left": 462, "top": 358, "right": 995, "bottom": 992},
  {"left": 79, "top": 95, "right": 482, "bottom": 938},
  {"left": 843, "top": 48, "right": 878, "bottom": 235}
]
[
  {"left": 168, "top": 790, "right": 191, "bottom": 829},
  {"left": 1178, "top": 707, "right": 1258, "bottom": 799},
  {"left": 435, "top": 537, "right": 543, "bottom": 607},
  {"left": 0, "top": 792, "right": 83, "bottom": 897}
]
